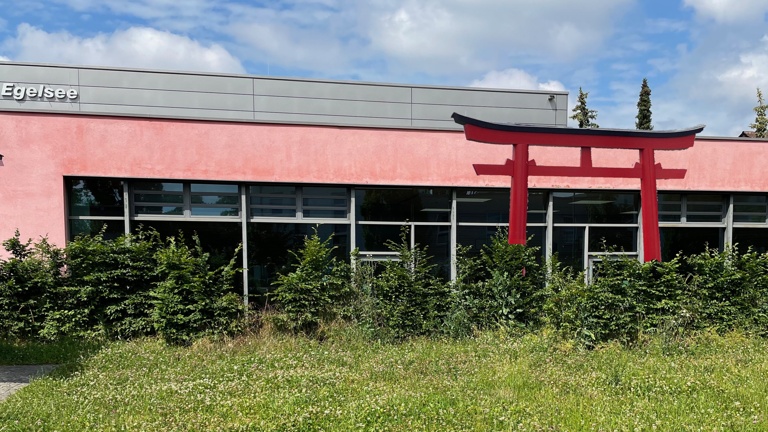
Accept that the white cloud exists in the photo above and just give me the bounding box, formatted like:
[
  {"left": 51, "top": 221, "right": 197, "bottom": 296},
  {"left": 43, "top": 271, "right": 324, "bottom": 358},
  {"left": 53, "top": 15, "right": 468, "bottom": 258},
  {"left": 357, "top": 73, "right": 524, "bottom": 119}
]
[
  {"left": 366, "top": 0, "right": 634, "bottom": 76},
  {"left": 44, "top": 0, "right": 635, "bottom": 81},
  {"left": 683, "top": 0, "right": 768, "bottom": 24},
  {"left": 0, "top": 56, "right": 8, "bottom": 61},
  {"left": 470, "top": 68, "right": 565, "bottom": 92},
  {"left": 3, "top": 24, "right": 245, "bottom": 73}
]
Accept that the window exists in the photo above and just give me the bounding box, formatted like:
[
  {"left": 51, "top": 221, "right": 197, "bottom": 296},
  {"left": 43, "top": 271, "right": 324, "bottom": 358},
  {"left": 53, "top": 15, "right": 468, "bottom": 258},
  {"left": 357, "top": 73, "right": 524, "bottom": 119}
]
[{"left": 66, "top": 178, "right": 125, "bottom": 240}]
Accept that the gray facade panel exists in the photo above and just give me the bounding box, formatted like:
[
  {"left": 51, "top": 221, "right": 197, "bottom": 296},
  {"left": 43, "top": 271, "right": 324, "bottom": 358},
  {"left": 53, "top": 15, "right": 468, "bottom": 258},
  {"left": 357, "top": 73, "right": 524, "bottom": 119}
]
[
  {"left": 79, "top": 104, "right": 255, "bottom": 121},
  {"left": 0, "top": 99, "right": 79, "bottom": 112},
  {"left": 412, "top": 87, "right": 564, "bottom": 110},
  {"left": 253, "top": 79, "right": 412, "bottom": 103},
  {"left": 254, "top": 95, "right": 411, "bottom": 119},
  {"left": 414, "top": 104, "right": 560, "bottom": 125},
  {"left": 79, "top": 68, "right": 253, "bottom": 93},
  {"left": 0, "top": 64, "right": 79, "bottom": 85},
  {"left": 79, "top": 87, "right": 254, "bottom": 111},
  {"left": 0, "top": 63, "right": 569, "bottom": 129},
  {"left": 252, "top": 111, "right": 413, "bottom": 128}
]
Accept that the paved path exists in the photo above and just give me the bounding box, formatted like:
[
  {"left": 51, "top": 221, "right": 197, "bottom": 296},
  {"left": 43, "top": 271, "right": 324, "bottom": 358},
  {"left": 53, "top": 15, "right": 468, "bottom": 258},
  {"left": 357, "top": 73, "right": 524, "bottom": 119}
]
[{"left": 0, "top": 365, "right": 58, "bottom": 402}]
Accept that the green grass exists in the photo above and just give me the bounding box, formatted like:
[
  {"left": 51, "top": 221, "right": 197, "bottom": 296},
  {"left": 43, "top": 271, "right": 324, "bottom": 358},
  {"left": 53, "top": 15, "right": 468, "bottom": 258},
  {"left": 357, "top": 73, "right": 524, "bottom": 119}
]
[
  {"left": 0, "top": 339, "right": 104, "bottom": 365},
  {"left": 1, "top": 328, "right": 768, "bottom": 431}
]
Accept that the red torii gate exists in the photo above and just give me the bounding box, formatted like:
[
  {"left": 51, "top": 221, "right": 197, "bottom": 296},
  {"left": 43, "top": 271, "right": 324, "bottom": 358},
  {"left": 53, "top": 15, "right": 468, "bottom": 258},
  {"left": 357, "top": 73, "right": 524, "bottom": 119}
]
[{"left": 452, "top": 113, "right": 704, "bottom": 262}]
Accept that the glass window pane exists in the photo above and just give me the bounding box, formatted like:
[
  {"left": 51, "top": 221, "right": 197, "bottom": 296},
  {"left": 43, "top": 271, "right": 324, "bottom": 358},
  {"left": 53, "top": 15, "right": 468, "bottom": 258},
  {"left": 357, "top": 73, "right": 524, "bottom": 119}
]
[
  {"left": 133, "top": 182, "right": 183, "bottom": 192},
  {"left": 457, "top": 189, "right": 509, "bottom": 223},
  {"left": 303, "top": 209, "right": 347, "bottom": 219},
  {"left": 67, "top": 178, "right": 124, "bottom": 217},
  {"left": 553, "top": 191, "right": 639, "bottom": 224},
  {"left": 251, "top": 197, "right": 296, "bottom": 206},
  {"left": 304, "top": 187, "right": 346, "bottom": 197},
  {"left": 193, "top": 195, "right": 239, "bottom": 205},
  {"left": 191, "top": 207, "right": 239, "bottom": 217},
  {"left": 415, "top": 225, "right": 452, "bottom": 278},
  {"left": 250, "top": 185, "right": 296, "bottom": 195},
  {"left": 588, "top": 227, "right": 637, "bottom": 252},
  {"left": 191, "top": 183, "right": 238, "bottom": 193},
  {"left": 733, "top": 229, "right": 768, "bottom": 253},
  {"left": 250, "top": 185, "right": 297, "bottom": 218},
  {"left": 527, "top": 191, "right": 547, "bottom": 223},
  {"left": 250, "top": 208, "right": 296, "bottom": 218},
  {"left": 303, "top": 197, "right": 347, "bottom": 207},
  {"left": 135, "top": 205, "right": 183, "bottom": 216},
  {"left": 247, "top": 223, "right": 350, "bottom": 301},
  {"left": 734, "top": 195, "right": 767, "bottom": 223},
  {"left": 553, "top": 227, "right": 585, "bottom": 270},
  {"left": 686, "top": 194, "right": 724, "bottom": 223},
  {"left": 356, "top": 188, "right": 451, "bottom": 222},
  {"left": 69, "top": 219, "right": 125, "bottom": 241},
  {"left": 134, "top": 193, "right": 184, "bottom": 204},
  {"left": 356, "top": 224, "right": 405, "bottom": 251},
  {"left": 660, "top": 227, "right": 722, "bottom": 260}
]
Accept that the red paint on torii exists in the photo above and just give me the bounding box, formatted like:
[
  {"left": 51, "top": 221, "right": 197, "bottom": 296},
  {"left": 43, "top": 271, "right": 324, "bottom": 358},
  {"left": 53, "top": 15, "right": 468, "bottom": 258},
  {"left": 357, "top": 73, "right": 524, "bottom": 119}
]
[{"left": 452, "top": 113, "right": 705, "bottom": 262}]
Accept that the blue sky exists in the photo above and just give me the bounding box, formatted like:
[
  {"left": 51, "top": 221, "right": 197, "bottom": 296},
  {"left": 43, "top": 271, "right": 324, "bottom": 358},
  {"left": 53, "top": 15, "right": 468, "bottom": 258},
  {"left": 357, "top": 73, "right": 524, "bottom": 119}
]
[{"left": 1, "top": 0, "right": 767, "bottom": 136}]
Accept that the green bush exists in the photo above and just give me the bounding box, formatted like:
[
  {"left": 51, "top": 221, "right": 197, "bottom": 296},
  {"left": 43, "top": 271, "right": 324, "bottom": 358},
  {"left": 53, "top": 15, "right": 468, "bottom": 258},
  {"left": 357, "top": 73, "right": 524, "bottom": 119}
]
[
  {"left": 541, "top": 260, "right": 593, "bottom": 345},
  {"left": 43, "top": 230, "right": 161, "bottom": 340},
  {"left": 448, "top": 230, "right": 545, "bottom": 336},
  {"left": 271, "top": 228, "right": 351, "bottom": 334},
  {"left": 0, "top": 232, "right": 64, "bottom": 339},
  {"left": 371, "top": 227, "right": 450, "bottom": 339},
  {"left": 685, "top": 246, "right": 768, "bottom": 333},
  {"left": 152, "top": 234, "right": 244, "bottom": 345}
]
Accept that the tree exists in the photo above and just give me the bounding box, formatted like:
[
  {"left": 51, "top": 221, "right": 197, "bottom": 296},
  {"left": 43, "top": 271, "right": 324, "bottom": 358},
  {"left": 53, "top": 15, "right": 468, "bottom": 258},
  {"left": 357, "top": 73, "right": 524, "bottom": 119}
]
[
  {"left": 636, "top": 78, "right": 653, "bottom": 130},
  {"left": 751, "top": 88, "right": 768, "bottom": 138},
  {"left": 570, "top": 87, "right": 599, "bottom": 128}
]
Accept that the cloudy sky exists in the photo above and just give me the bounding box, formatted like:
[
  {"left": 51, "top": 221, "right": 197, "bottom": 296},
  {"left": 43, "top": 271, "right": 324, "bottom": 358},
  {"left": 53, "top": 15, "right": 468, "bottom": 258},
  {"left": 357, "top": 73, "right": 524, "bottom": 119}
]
[{"left": 0, "top": 0, "right": 767, "bottom": 136}]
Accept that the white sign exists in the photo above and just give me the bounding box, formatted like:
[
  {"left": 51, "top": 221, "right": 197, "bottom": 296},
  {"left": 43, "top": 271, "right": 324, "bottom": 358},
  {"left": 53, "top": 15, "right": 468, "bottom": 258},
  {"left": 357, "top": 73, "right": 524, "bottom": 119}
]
[{"left": 0, "top": 83, "right": 78, "bottom": 101}]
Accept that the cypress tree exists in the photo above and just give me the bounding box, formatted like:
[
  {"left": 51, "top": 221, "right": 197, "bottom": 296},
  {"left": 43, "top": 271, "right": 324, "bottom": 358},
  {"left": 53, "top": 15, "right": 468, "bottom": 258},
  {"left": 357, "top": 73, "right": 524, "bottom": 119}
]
[
  {"left": 570, "top": 87, "right": 599, "bottom": 128},
  {"left": 751, "top": 88, "right": 768, "bottom": 138},
  {"left": 636, "top": 78, "right": 653, "bottom": 130}
]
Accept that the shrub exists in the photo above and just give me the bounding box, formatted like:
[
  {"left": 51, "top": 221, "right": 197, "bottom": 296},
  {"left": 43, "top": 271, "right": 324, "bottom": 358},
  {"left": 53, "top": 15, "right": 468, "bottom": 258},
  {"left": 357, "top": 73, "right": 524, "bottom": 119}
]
[
  {"left": 152, "top": 234, "right": 244, "bottom": 345},
  {"left": 0, "top": 232, "right": 64, "bottom": 339},
  {"left": 270, "top": 228, "right": 351, "bottom": 334},
  {"left": 371, "top": 227, "right": 450, "bottom": 339},
  {"left": 685, "top": 246, "right": 768, "bottom": 333},
  {"left": 448, "top": 230, "right": 545, "bottom": 335},
  {"left": 541, "top": 260, "right": 593, "bottom": 345},
  {"left": 43, "top": 230, "right": 161, "bottom": 340}
]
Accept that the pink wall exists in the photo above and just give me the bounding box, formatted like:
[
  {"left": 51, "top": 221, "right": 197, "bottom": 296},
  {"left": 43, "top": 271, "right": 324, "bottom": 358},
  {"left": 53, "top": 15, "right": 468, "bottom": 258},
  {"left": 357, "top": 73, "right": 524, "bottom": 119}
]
[{"left": 0, "top": 111, "right": 765, "bottom": 247}]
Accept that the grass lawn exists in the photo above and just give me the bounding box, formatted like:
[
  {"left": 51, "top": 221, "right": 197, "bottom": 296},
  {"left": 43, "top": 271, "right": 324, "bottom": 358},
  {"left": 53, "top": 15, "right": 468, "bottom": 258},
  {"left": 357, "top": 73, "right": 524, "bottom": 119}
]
[{"left": 1, "top": 328, "right": 767, "bottom": 431}]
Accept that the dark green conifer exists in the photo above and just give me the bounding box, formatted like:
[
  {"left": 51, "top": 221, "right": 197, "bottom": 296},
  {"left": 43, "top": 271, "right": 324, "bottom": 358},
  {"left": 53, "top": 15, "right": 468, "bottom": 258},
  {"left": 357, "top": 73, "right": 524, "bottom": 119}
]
[
  {"left": 635, "top": 78, "right": 653, "bottom": 130},
  {"left": 570, "top": 87, "right": 599, "bottom": 128}
]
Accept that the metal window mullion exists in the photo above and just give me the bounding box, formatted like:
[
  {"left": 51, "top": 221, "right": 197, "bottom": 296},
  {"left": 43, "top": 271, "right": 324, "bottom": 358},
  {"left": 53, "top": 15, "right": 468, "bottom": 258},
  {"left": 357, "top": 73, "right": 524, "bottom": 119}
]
[
  {"left": 241, "top": 184, "right": 249, "bottom": 306},
  {"left": 123, "top": 181, "right": 130, "bottom": 235},
  {"left": 725, "top": 194, "right": 734, "bottom": 246},
  {"left": 350, "top": 188, "right": 356, "bottom": 255},
  {"left": 297, "top": 187, "right": 304, "bottom": 219},
  {"left": 183, "top": 183, "right": 191, "bottom": 218},
  {"left": 681, "top": 195, "right": 688, "bottom": 223},
  {"left": 546, "top": 191, "right": 553, "bottom": 263},
  {"left": 637, "top": 195, "right": 644, "bottom": 262},
  {"left": 583, "top": 225, "right": 589, "bottom": 274},
  {"left": 450, "top": 189, "right": 457, "bottom": 281}
]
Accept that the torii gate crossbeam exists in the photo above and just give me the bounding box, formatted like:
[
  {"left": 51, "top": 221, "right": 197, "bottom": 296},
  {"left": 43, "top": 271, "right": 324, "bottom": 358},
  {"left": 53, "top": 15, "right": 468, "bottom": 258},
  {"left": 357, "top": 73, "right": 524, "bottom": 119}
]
[{"left": 453, "top": 113, "right": 704, "bottom": 262}]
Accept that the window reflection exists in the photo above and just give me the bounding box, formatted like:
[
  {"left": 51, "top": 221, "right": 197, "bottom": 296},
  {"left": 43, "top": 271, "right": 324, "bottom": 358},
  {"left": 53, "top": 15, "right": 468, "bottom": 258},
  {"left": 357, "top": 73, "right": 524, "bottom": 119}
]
[
  {"left": 553, "top": 191, "right": 638, "bottom": 224},
  {"left": 356, "top": 188, "right": 451, "bottom": 222}
]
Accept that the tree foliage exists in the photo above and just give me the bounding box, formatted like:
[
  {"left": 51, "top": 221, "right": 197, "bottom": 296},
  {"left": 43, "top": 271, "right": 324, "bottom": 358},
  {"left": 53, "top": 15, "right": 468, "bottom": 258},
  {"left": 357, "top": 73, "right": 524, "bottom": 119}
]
[
  {"left": 570, "top": 87, "right": 599, "bottom": 128},
  {"left": 751, "top": 88, "right": 768, "bottom": 138},
  {"left": 635, "top": 78, "right": 653, "bottom": 130}
]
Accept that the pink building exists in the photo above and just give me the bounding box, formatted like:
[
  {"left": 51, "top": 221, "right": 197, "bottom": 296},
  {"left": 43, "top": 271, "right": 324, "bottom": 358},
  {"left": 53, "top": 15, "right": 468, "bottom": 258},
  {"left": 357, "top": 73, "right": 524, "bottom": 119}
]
[{"left": 0, "top": 63, "right": 764, "bottom": 300}]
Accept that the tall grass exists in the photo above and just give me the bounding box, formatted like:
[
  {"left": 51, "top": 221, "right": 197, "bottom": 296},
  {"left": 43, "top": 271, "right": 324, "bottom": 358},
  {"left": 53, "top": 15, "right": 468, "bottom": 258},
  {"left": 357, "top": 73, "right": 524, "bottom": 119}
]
[{"left": 1, "top": 328, "right": 767, "bottom": 431}]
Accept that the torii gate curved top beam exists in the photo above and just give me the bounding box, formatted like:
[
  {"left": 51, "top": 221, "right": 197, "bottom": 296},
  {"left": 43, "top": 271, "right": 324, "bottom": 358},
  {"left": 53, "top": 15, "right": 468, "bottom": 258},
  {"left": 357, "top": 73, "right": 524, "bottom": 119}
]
[{"left": 452, "top": 112, "right": 705, "bottom": 262}]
